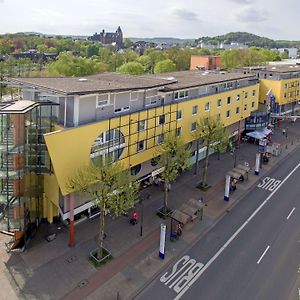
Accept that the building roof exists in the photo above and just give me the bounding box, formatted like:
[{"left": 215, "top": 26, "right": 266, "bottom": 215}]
[
  {"left": 239, "top": 64, "right": 300, "bottom": 74},
  {"left": 8, "top": 73, "right": 176, "bottom": 95},
  {"left": 151, "top": 70, "right": 256, "bottom": 91},
  {"left": 8, "top": 70, "right": 256, "bottom": 95}
]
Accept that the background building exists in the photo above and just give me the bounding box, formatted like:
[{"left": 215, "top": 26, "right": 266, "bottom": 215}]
[
  {"left": 190, "top": 55, "right": 222, "bottom": 71},
  {"left": 88, "top": 26, "right": 123, "bottom": 48}
]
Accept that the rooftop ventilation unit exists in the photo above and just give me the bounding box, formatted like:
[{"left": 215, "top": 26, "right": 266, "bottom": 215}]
[{"left": 78, "top": 78, "right": 88, "bottom": 82}]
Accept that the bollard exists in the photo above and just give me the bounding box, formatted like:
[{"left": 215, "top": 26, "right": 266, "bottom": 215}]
[{"left": 286, "top": 144, "right": 288, "bottom": 149}]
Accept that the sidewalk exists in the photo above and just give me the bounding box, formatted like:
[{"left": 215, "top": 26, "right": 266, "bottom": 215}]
[{"left": 1, "top": 121, "right": 300, "bottom": 300}]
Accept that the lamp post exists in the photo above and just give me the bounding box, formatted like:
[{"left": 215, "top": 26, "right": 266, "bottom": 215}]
[{"left": 140, "top": 197, "right": 144, "bottom": 237}]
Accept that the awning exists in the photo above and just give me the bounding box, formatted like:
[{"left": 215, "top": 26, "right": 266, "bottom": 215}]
[{"left": 246, "top": 127, "right": 272, "bottom": 140}]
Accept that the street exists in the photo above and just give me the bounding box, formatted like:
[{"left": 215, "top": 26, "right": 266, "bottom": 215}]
[{"left": 136, "top": 146, "right": 300, "bottom": 300}]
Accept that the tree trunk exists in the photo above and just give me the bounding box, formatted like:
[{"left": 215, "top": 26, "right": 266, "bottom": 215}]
[
  {"left": 202, "top": 142, "right": 210, "bottom": 186},
  {"left": 163, "top": 181, "right": 169, "bottom": 213},
  {"left": 194, "top": 139, "right": 200, "bottom": 175},
  {"left": 97, "top": 201, "right": 106, "bottom": 259},
  {"left": 217, "top": 150, "right": 221, "bottom": 160}
]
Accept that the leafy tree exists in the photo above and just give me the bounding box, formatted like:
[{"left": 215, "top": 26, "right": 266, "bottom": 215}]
[
  {"left": 154, "top": 59, "right": 176, "bottom": 73},
  {"left": 108, "top": 53, "right": 125, "bottom": 71},
  {"left": 46, "top": 52, "right": 99, "bottom": 76},
  {"left": 193, "top": 116, "right": 227, "bottom": 189},
  {"left": 67, "top": 159, "right": 139, "bottom": 259},
  {"left": 86, "top": 44, "right": 100, "bottom": 58},
  {"left": 137, "top": 55, "right": 152, "bottom": 73},
  {"left": 117, "top": 62, "right": 145, "bottom": 75},
  {"left": 123, "top": 49, "right": 138, "bottom": 63},
  {"left": 123, "top": 38, "right": 133, "bottom": 49},
  {"left": 156, "top": 134, "right": 190, "bottom": 214},
  {"left": 144, "top": 50, "right": 167, "bottom": 73}
]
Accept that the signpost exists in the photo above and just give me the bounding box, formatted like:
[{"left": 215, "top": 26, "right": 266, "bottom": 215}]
[{"left": 159, "top": 224, "right": 167, "bottom": 259}]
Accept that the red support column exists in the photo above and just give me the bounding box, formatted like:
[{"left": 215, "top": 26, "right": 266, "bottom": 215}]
[{"left": 69, "top": 193, "right": 75, "bottom": 247}]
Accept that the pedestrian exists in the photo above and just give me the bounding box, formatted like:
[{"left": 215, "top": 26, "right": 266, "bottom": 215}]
[
  {"left": 133, "top": 211, "right": 139, "bottom": 225},
  {"left": 198, "top": 196, "right": 203, "bottom": 203},
  {"left": 282, "top": 128, "right": 286, "bottom": 135}
]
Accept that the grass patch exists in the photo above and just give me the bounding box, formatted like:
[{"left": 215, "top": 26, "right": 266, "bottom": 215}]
[
  {"left": 89, "top": 248, "right": 113, "bottom": 268},
  {"left": 157, "top": 207, "right": 173, "bottom": 219},
  {"left": 197, "top": 182, "right": 211, "bottom": 191}
]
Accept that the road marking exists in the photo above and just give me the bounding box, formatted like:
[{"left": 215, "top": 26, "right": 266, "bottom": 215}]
[
  {"left": 286, "top": 207, "right": 296, "bottom": 220},
  {"left": 160, "top": 255, "right": 204, "bottom": 295},
  {"left": 257, "top": 177, "right": 282, "bottom": 191},
  {"left": 257, "top": 245, "right": 270, "bottom": 264},
  {"left": 173, "top": 161, "right": 300, "bottom": 300}
]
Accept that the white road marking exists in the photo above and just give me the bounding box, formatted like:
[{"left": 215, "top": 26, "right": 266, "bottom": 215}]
[
  {"left": 257, "top": 177, "right": 282, "bottom": 191},
  {"left": 286, "top": 207, "right": 296, "bottom": 220},
  {"left": 173, "top": 161, "right": 300, "bottom": 300},
  {"left": 257, "top": 245, "right": 270, "bottom": 264}
]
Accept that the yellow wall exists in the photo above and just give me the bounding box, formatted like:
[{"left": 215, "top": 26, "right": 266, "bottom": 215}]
[
  {"left": 44, "top": 83, "right": 259, "bottom": 196},
  {"left": 259, "top": 78, "right": 300, "bottom": 106},
  {"left": 43, "top": 174, "right": 60, "bottom": 221}
]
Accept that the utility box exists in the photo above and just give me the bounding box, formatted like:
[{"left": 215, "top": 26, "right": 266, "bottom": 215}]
[{"left": 266, "top": 142, "right": 281, "bottom": 156}]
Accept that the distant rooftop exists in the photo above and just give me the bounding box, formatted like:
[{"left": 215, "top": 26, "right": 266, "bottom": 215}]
[
  {"left": 8, "top": 73, "right": 176, "bottom": 95},
  {"left": 8, "top": 70, "right": 256, "bottom": 95},
  {"left": 151, "top": 70, "right": 256, "bottom": 91},
  {"left": 240, "top": 64, "right": 300, "bottom": 73}
]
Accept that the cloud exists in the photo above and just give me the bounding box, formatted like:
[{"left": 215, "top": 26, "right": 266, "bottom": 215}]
[
  {"left": 32, "top": 8, "right": 64, "bottom": 18},
  {"left": 0, "top": 0, "right": 4, "bottom": 3},
  {"left": 172, "top": 8, "right": 200, "bottom": 21},
  {"left": 228, "top": 0, "right": 253, "bottom": 4},
  {"left": 234, "top": 6, "right": 269, "bottom": 22}
]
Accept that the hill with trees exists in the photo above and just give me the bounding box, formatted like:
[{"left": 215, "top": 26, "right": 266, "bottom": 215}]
[{"left": 199, "top": 32, "right": 300, "bottom": 49}]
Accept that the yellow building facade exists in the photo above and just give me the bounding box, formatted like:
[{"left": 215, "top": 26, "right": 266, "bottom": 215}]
[{"left": 4, "top": 71, "right": 259, "bottom": 231}]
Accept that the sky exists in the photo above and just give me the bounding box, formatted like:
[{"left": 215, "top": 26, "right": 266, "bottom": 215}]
[{"left": 0, "top": 0, "right": 298, "bottom": 40}]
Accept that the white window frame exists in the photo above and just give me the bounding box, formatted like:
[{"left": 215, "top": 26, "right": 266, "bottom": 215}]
[
  {"left": 176, "top": 110, "right": 183, "bottom": 120},
  {"left": 205, "top": 102, "right": 210, "bottom": 112},
  {"left": 174, "top": 89, "right": 189, "bottom": 100},
  {"left": 96, "top": 93, "right": 110, "bottom": 108},
  {"left": 244, "top": 92, "right": 248, "bottom": 99},
  {"left": 114, "top": 106, "right": 130, "bottom": 113},
  {"left": 137, "top": 120, "right": 146, "bottom": 132},
  {"left": 236, "top": 107, "right": 240, "bottom": 114},
  {"left": 244, "top": 104, "right": 248, "bottom": 111},
  {"left": 192, "top": 105, "right": 198, "bottom": 115},
  {"left": 137, "top": 140, "right": 145, "bottom": 152},
  {"left": 191, "top": 122, "right": 197, "bottom": 132},
  {"left": 236, "top": 94, "right": 240, "bottom": 101},
  {"left": 217, "top": 99, "right": 222, "bottom": 108}
]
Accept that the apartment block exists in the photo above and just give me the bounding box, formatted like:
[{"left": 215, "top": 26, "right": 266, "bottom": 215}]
[{"left": 1, "top": 70, "right": 259, "bottom": 248}]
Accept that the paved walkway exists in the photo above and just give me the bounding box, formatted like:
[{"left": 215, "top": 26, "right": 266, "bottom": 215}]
[{"left": 1, "top": 121, "right": 300, "bottom": 300}]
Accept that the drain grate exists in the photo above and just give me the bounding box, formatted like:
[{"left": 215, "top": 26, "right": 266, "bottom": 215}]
[
  {"left": 78, "top": 279, "right": 88, "bottom": 288},
  {"left": 66, "top": 255, "right": 77, "bottom": 263}
]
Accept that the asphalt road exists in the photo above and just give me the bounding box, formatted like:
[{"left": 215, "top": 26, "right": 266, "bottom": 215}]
[{"left": 136, "top": 147, "right": 300, "bottom": 300}]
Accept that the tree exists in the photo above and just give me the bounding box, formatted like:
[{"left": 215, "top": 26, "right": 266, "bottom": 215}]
[
  {"left": 86, "top": 44, "right": 100, "bottom": 58},
  {"left": 137, "top": 55, "right": 152, "bottom": 73},
  {"left": 193, "top": 116, "right": 227, "bottom": 189},
  {"left": 123, "top": 38, "right": 132, "bottom": 49},
  {"left": 117, "top": 62, "right": 145, "bottom": 75},
  {"left": 156, "top": 134, "right": 190, "bottom": 214},
  {"left": 67, "top": 159, "right": 139, "bottom": 259},
  {"left": 154, "top": 59, "right": 176, "bottom": 73}
]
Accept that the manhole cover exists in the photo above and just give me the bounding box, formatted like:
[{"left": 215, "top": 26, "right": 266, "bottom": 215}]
[{"left": 78, "top": 279, "right": 88, "bottom": 288}]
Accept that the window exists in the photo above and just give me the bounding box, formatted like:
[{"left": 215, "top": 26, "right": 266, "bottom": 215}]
[
  {"left": 251, "top": 101, "right": 255, "bottom": 108},
  {"left": 137, "top": 120, "right": 146, "bottom": 132},
  {"left": 205, "top": 102, "right": 210, "bottom": 111},
  {"left": 192, "top": 105, "right": 198, "bottom": 115},
  {"left": 236, "top": 94, "right": 240, "bottom": 101},
  {"left": 252, "top": 90, "right": 256, "bottom": 97},
  {"left": 96, "top": 93, "right": 109, "bottom": 108},
  {"left": 191, "top": 122, "right": 197, "bottom": 132},
  {"left": 217, "top": 99, "right": 222, "bottom": 107},
  {"left": 284, "top": 83, "right": 288, "bottom": 89},
  {"left": 244, "top": 104, "right": 248, "bottom": 111},
  {"left": 157, "top": 133, "right": 164, "bottom": 145},
  {"left": 137, "top": 140, "right": 145, "bottom": 152},
  {"left": 176, "top": 127, "right": 182, "bottom": 136},
  {"left": 284, "top": 93, "right": 287, "bottom": 98},
  {"left": 216, "top": 113, "right": 221, "bottom": 121},
  {"left": 114, "top": 106, "right": 130, "bottom": 113},
  {"left": 158, "top": 115, "right": 165, "bottom": 125},
  {"left": 176, "top": 110, "right": 182, "bottom": 120},
  {"left": 244, "top": 92, "right": 248, "bottom": 99},
  {"left": 226, "top": 110, "right": 230, "bottom": 118},
  {"left": 130, "top": 91, "right": 138, "bottom": 101},
  {"left": 175, "top": 90, "right": 188, "bottom": 100},
  {"left": 131, "top": 164, "right": 141, "bottom": 175},
  {"left": 227, "top": 96, "right": 231, "bottom": 104},
  {"left": 236, "top": 107, "right": 240, "bottom": 114}
]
